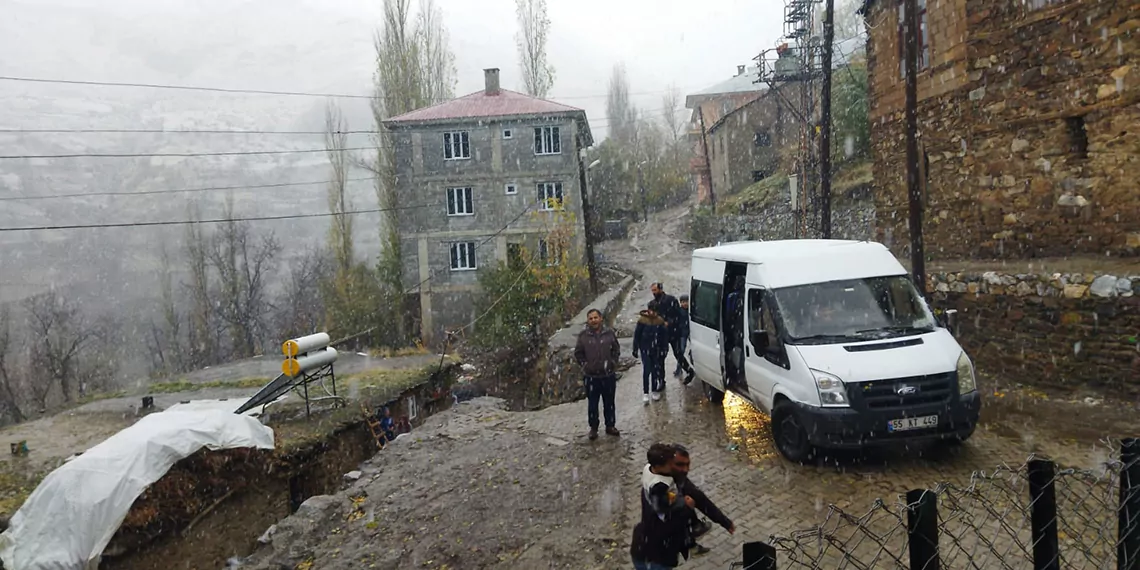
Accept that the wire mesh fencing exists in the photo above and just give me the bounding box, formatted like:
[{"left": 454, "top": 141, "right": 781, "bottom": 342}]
[{"left": 737, "top": 438, "right": 1140, "bottom": 570}]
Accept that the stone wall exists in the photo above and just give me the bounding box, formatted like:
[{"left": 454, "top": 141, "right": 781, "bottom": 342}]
[
  {"left": 866, "top": 0, "right": 1140, "bottom": 260},
  {"left": 927, "top": 271, "right": 1140, "bottom": 397},
  {"left": 715, "top": 187, "right": 876, "bottom": 244}
]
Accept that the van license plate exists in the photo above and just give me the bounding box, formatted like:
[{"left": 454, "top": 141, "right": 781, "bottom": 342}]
[{"left": 887, "top": 415, "right": 939, "bottom": 432}]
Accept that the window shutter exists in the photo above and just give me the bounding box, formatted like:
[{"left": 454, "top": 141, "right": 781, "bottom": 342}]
[
  {"left": 450, "top": 244, "right": 458, "bottom": 268},
  {"left": 464, "top": 188, "right": 473, "bottom": 214},
  {"left": 444, "top": 132, "right": 452, "bottom": 159},
  {"left": 552, "top": 128, "right": 561, "bottom": 153},
  {"left": 534, "top": 128, "right": 542, "bottom": 153}
]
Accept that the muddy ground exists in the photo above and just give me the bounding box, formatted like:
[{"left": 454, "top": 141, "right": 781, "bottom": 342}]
[{"left": 243, "top": 397, "right": 630, "bottom": 570}]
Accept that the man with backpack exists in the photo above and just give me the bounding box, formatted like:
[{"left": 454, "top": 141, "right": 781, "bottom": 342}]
[{"left": 649, "top": 283, "right": 696, "bottom": 385}]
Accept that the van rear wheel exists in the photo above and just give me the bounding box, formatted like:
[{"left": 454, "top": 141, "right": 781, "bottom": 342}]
[
  {"left": 703, "top": 381, "right": 725, "bottom": 404},
  {"left": 772, "top": 401, "right": 814, "bottom": 463}
]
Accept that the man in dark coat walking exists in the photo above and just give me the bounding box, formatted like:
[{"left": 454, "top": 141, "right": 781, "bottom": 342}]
[
  {"left": 574, "top": 308, "right": 621, "bottom": 440},
  {"left": 671, "top": 444, "right": 735, "bottom": 555},
  {"left": 650, "top": 283, "right": 695, "bottom": 384}
]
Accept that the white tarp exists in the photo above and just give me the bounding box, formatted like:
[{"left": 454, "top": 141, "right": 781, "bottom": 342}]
[{"left": 0, "top": 409, "right": 275, "bottom": 570}]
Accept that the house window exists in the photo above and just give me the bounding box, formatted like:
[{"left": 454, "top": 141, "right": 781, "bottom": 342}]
[
  {"left": 443, "top": 131, "right": 470, "bottom": 160},
  {"left": 507, "top": 243, "right": 523, "bottom": 268},
  {"left": 406, "top": 396, "right": 417, "bottom": 420},
  {"left": 538, "top": 182, "right": 564, "bottom": 211},
  {"left": 752, "top": 170, "right": 768, "bottom": 182},
  {"left": 449, "top": 241, "right": 477, "bottom": 271},
  {"left": 539, "top": 239, "right": 562, "bottom": 266},
  {"left": 505, "top": 183, "right": 518, "bottom": 195},
  {"left": 534, "top": 126, "right": 561, "bottom": 155},
  {"left": 754, "top": 131, "right": 772, "bottom": 147},
  {"left": 897, "top": 0, "right": 929, "bottom": 78},
  {"left": 446, "top": 187, "right": 474, "bottom": 216},
  {"left": 1066, "top": 116, "right": 1089, "bottom": 159},
  {"left": 503, "top": 129, "right": 513, "bottom": 139}
]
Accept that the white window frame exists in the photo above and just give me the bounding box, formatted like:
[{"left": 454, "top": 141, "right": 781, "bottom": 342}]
[
  {"left": 505, "top": 183, "right": 518, "bottom": 195},
  {"left": 539, "top": 239, "right": 562, "bottom": 266},
  {"left": 443, "top": 131, "right": 471, "bottom": 160},
  {"left": 502, "top": 128, "right": 513, "bottom": 140},
  {"left": 537, "top": 182, "right": 564, "bottom": 211},
  {"left": 897, "top": 0, "right": 930, "bottom": 78},
  {"left": 449, "top": 241, "right": 477, "bottom": 271},
  {"left": 406, "top": 396, "right": 418, "bottom": 420},
  {"left": 446, "top": 186, "right": 474, "bottom": 216},
  {"left": 534, "top": 126, "right": 561, "bottom": 155}
]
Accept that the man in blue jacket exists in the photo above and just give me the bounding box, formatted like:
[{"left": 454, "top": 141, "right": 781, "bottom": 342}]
[
  {"left": 672, "top": 294, "right": 691, "bottom": 379},
  {"left": 633, "top": 300, "right": 670, "bottom": 404},
  {"left": 650, "top": 283, "right": 696, "bottom": 385}
]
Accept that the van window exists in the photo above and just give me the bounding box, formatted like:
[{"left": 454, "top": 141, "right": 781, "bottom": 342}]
[
  {"left": 690, "top": 279, "right": 722, "bottom": 330},
  {"left": 747, "top": 288, "right": 768, "bottom": 333},
  {"left": 772, "top": 275, "right": 937, "bottom": 344}
]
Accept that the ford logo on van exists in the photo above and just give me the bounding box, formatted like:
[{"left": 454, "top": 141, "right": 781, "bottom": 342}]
[{"left": 896, "top": 385, "right": 919, "bottom": 396}]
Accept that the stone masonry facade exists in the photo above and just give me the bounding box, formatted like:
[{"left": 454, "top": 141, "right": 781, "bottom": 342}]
[{"left": 864, "top": 0, "right": 1139, "bottom": 260}]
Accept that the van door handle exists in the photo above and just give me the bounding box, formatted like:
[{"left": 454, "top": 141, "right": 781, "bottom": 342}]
[{"left": 746, "top": 346, "right": 750, "bottom": 357}]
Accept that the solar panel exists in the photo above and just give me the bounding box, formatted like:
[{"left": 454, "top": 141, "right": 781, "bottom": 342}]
[{"left": 233, "top": 373, "right": 295, "bottom": 415}]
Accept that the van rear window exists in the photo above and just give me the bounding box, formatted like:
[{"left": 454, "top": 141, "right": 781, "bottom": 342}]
[{"left": 690, "top": 279, "right": 722, "bottom": 330}]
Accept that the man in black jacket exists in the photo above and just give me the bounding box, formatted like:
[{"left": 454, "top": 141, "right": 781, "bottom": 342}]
[
  {"left": 649, "top": 283, "right": 695, "bottom": 385},
  {"left": 631, "top": 443, "right": 693, "bottom": 569},
  {"left": 671, "top": 444, "right": 735, "bottom": 555}
]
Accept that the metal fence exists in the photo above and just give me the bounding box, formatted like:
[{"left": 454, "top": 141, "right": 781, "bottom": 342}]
[{"left": 734, "top": 438, "right": 1140, "bottom": 570}]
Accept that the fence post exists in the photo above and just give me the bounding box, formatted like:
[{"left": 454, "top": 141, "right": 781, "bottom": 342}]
[
  {"left": 907, "top": 489, "right": 940, "bottom": 570},
  {"left": 1028, "top": 459, "right": 1060, "bottom": 570},
  {"left": 1121, "top": 438, "right": 1140, "bottom": 570},
  {"left": 742, "top": 541, "right": 777, "bottom": 570}
]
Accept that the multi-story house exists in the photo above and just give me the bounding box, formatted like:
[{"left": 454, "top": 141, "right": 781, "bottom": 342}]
[
  {"left": 862, "top": 0, "right": 1138, "bottom": 259},
  {"left": 383, "top": 68, "right": 594, "bottom": 344},
  {"left": 685, "top": 65, "right": 767, "bottom": 204}
]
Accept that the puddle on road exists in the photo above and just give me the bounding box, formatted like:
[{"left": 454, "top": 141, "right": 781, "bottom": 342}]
[{"left": 721, "top": 392, "right": 778, "bottom": 462}]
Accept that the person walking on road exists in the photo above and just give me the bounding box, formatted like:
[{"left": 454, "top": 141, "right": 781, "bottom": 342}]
[
  {"left": 671, "top": 444, "right": 735, "bottom": 555},
  {"left": 633, "top": 300, "right": 670, "bottom": 404},
  {"left": 672, "top": 294, "right": 691, "bottom": 378},
  {"left": 574, "top": 308, "right": 621, "bottom": 440},
  {"left": 631, "top": 443, "right": 694, "bottom": 570},
  {"left": 650, "top": 283, "right": 696, "bottom": 385}
]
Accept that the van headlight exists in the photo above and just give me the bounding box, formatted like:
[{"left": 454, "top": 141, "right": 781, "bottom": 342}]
[
  {"left": 957, "top": 352, "right": 977, "bottom": 394},
  {"left": 811, "top": 369, "right": 849, "bottom": 407}
]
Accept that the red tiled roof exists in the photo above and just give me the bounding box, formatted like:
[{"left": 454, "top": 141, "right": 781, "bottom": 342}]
[{"left": 384, "top": 89, "right": 584, "bottom": 124}]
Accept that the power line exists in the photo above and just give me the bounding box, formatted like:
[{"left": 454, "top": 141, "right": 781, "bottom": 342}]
[
  {"left": 0, "top": 203, "right": 429, "bottom": 232},
  {"left": 0, "top": 75, "right": 692, "bottom": 102},
  {"left": 0, "top": 146, "right": 375, "bottom": 160},
  {"left": 0, "top": 177, "right": 378, "bottom": 202}
]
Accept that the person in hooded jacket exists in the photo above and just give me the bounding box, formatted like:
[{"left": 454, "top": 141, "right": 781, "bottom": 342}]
[
  {"left": 631, "top": 443, "right": 694, "bottom": 570},
  {"left": 633, "top": 300, "right": 670, "bottom": 404}
]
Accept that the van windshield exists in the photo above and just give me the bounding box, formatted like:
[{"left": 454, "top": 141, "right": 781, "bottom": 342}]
[{"left": 772, "top": 275, "right": 936, "bottom": 344}]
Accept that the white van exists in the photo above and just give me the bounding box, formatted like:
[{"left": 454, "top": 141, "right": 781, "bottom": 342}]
[{"left": 689, "top": 240, "right": 981, "bottom": 461}]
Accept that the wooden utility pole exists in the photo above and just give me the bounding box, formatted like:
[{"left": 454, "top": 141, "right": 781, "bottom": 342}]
[
  {"left": 818, "top": 0, "right": 835, "bottom": 239},
  {"left": 903, "top": 0, "right": 926, "bottom": 296},
  {"left": 576, "top": 149, "right": 600, "bottom": 294},
  {"left": 697, "top": 106, "right": 717, "bottom": 212}
]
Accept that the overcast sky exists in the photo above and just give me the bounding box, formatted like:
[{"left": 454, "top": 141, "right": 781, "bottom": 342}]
[{"left": 1, "top": 0, "right": 785, "bottom": 138}]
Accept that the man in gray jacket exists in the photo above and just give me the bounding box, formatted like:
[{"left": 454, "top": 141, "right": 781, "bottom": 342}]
[{"left": 574, "top": 308, "right": 621, "bottom": 440}]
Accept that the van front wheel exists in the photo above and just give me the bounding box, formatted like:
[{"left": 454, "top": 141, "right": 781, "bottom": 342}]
[
  {"left": 772, "top": 401, "right": 814, "bottom": 463},
  {"left": 703, "top": 381, "right": 725, "bottom": 404}
]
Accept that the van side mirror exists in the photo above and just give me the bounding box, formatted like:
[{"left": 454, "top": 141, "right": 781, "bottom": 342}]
[{"left": 750, "top": 331, "right": 770, "bottom": 353}]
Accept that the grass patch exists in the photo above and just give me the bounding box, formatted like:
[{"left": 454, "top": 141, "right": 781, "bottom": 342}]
[
  {"left": 721, "top": 174, "right": 790, "bottom": 214},
  {"left": 833, "top": 159, "right": 873, "bottom": 195},
  {"left": 0, "top": 462, "right": 58, "bottom": 517},
  {"left": 369, "top": 344, "right": 431, "bottom": 358},
  {"left": 146, "top": 376, "right": 271, "bottom": 394}
]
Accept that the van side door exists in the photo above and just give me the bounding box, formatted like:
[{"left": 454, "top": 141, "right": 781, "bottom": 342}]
[
  {"left": 743, "top": 287, "right": 790, "bottom": 414},
  {"left": 689, "top": 278, "right": 725, "bottom": 391}
]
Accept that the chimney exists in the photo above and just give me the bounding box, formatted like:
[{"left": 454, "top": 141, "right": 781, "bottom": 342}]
[
  {"left": 737, "top": 65, "right": 746, "bottom": 76},
  {"left": 484, "top": 68, "right": 501, "bottom": 96}
]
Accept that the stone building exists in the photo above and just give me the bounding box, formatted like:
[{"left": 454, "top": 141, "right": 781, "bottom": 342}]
[
  {"left": 862, "top": 0, "right": 1139, "bottom": 259},
  {"left": 383, "top": 68, "right": 593, "bottom": 344},
  {"left": 703, "top": 85, "right": 805, "bottom": 202},
  {"left": 685, "top": 66, "right": 766, "bottom": 204}
]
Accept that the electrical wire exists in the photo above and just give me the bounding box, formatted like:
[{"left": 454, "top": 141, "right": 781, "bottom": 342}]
[
  {"left": 0, "top": 146, "right": 375, "bottom": 160},
  {"left": 0, "top": 177, "right": 378, "bottom": 202},
  {"left": 0, "top": 203, "right": 429, "bottom": 232},
  {"left": 0, "top": 75, "right": 695, "bottom": 102}
]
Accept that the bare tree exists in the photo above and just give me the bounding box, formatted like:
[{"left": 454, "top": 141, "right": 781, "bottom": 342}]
[
  {"left": 606, "top": 64, "right": 638, "bottom": 144},
  {"left": 515, "top": 0, "right": 555, "bottom": 98},
  {"left": 146, "top": 244, "right": 187, "bottom": 376},
  {"left": 326, "top": 102, "right": 354, "bottom": 275},
  {"left": 209, "top": 198, "right": 281, "bottom": 358},
  {"left": 277, "top": 247, "right": 332, "bottom": 341},
  {"left": 23, "top": 290, "right": 98, "bottom": 404},
  {"left": 0, "top": 307, "right": 25, "bottom": 423},
  {"left": 661, "top": 85, "right": 685, "bottom": 165},
  {"left": 184, "top": 205, "right": 216, "bottom": 366}
]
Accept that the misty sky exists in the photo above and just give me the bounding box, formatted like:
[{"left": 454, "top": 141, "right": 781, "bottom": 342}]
[{"left": 1, "top": 0, "right": 785, "bottom": 137}]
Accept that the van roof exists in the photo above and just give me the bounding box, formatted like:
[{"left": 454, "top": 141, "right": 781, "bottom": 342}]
[{"left": 693, "top": 240, "right": 908, "bottom": 288}]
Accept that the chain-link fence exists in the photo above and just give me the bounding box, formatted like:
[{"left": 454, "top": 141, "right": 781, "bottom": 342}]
[{"left": 732, "top": 438, "right": 1140, "bottom": 570}]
